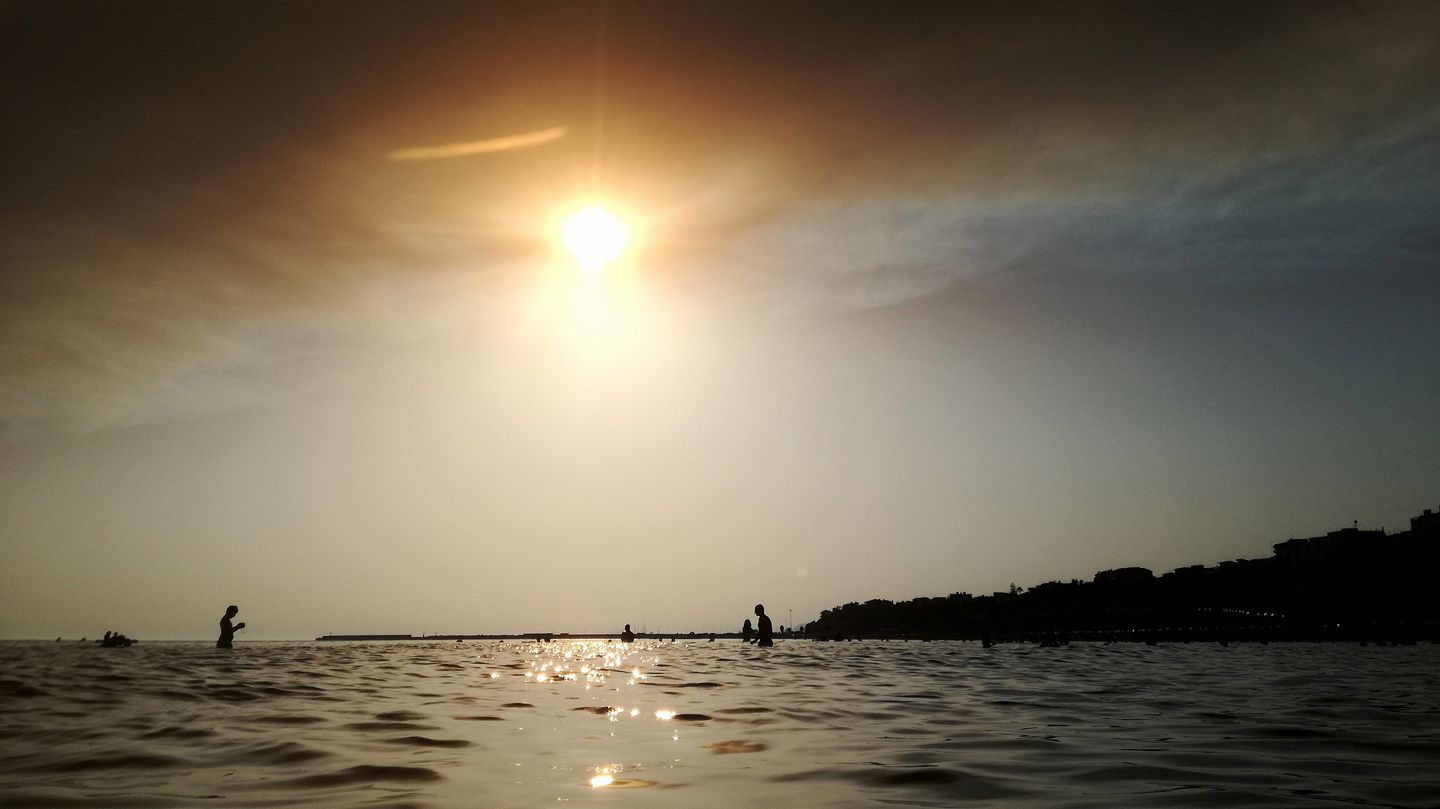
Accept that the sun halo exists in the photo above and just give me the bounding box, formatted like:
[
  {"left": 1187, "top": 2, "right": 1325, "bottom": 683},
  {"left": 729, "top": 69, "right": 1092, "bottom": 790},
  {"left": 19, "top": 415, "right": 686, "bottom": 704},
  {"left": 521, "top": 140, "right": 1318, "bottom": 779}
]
[{"left": 560, "top": 205, "right": 630, "bottom": 272}]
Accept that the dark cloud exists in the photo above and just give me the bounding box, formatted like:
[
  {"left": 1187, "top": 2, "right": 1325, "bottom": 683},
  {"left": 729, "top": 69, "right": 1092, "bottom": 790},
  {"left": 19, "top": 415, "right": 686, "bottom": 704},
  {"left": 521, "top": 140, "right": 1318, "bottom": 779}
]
[{"left": 6, "top": 2, "right": 1437, "bottom": 212}]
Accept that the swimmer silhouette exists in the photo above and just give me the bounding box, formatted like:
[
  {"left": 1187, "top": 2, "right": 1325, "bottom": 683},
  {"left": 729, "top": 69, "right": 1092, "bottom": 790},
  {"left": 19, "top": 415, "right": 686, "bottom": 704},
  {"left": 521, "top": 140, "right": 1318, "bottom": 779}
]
[
  {"left": 753, "top": 604, "right": 773, "bottom": 647},
  {"left": 741, "top": 618, "right": 753, "bottom": 643},
  {"left": 620, "top": 624, "right": 636, "bottom": 643},
  {"left": 98, "top": 630, "right": 134, "bottom": 647},
  {"left": 217, "top": 605, "right": 246, "bottom": 648}
]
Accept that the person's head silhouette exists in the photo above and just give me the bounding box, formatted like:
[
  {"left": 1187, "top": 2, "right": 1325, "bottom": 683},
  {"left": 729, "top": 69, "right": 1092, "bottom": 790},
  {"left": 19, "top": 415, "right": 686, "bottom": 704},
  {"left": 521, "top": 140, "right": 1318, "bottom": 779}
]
[
  {"left": 225, "top": 605, "right": 239, "bottom": 618},
  {"left": 754, "top": 604, "right": 765, "bottom": 617}
]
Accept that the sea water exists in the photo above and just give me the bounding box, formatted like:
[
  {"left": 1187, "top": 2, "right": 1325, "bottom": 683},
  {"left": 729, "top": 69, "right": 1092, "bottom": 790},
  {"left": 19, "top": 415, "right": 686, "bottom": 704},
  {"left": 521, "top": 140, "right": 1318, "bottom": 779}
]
[{"left": 0, "top": 639, "right": 1436, "bottom": 808}]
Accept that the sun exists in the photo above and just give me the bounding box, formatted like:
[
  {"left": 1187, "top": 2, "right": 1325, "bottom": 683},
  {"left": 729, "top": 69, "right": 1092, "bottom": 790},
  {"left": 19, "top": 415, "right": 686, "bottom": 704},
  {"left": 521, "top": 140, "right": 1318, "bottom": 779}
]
[{"left": 560, "top": 205, "right": 630, "bottom": 272}]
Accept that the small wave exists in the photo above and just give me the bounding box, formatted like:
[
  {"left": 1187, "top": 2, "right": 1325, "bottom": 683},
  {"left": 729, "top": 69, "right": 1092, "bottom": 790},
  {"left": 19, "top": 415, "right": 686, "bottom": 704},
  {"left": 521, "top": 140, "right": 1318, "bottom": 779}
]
[
  {"left": 286, "top": 764, "right": 443, "bottom": 788},
  {"left": 344, "top": 721, "right": 438, "bottom": 732},
  {"left": 235, "top": 741, "right": 332, "bottom": 765},
  {"left": 455, "top": 715, "right": 505, "bottom": 721},
  {"left": 1070, "top": 763, "right": 1227, "bottom": 785},
  {"left": 872, "top": 768, "right": 962, "bottom": 786},
  {"left": 50, "top": 752, "right": 186, "bottom": 772},
  {"left": 144, "top": 689, "right": 204, "bottom": 701},
  {"left": 247, "top": 714, "right": 326, "bottom": 725},
  {"left": 375, "top": 710, "right": 428, "bottom": 721},
  {"left": 387, "top": 736, "right": 472, "bottom": 748},
  {"left": 672, "top": 713, "right": 712, "bottom": 722},
  {"left": 772, "top": 768, "right": 859, "bottom": 783},
  {"left": 137, "top": 725, "right": 215, "bottom": 740},
  {"left": 1253, "top": 725, "right": 1331, "bottom": 739},
  {"left": 600, "top": 778, "right": 657, "bottom": 789},
  {"left": 775, "top": 766, "right": 1027, "bottom": 799},
  {"left": 501, "top": 702, "right": 534, "bottom": 708},
  {"left": 203, "top": 686, "right": 262, "bottom": 702},
  {"left": 0, "top": 680, "right": 48, "bottom": 698},
  {"left": 705, "top": 739, "right": 767, "bottom": 754},
  {"left": 0, "top": 789, "right": 190, "bottom": 808}
]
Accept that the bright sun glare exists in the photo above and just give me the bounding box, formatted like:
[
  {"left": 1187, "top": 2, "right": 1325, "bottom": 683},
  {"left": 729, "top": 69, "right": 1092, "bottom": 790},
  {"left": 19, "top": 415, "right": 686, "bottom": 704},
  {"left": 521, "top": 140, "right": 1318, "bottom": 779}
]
[{"left": 561, "top": 205, "right": 629, "bottom": 272}]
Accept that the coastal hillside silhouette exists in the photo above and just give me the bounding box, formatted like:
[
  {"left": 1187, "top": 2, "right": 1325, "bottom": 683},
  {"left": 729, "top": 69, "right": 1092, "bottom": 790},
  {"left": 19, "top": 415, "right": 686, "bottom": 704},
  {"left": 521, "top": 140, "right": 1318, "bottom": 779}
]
[{"left": 807, "top": 504, "right": 1440, "bottom": 643}]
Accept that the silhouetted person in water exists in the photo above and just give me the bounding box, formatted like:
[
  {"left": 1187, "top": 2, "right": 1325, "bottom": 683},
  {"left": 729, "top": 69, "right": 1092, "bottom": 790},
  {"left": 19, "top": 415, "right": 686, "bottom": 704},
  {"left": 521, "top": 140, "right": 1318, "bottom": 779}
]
[
  {"left": 217, "top": 605, "right": 245, "bottom": 648},
  {"left": 741, "top": 618, "right": 754, "bottom": 642},
  {"left": 754, "top": 604, "right": 773, "bottom": 647},
  {"left": 98, "top": 631, "right": 134, "bottom": 647},
  {"left": 620, "top": 624, "right": 636, "bottom": 643}
]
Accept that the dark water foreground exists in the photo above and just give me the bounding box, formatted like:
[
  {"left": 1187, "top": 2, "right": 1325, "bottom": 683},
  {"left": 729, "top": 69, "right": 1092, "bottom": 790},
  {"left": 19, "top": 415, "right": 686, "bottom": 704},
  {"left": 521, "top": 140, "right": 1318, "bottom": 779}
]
[{"left": 1, "top": 640, "right": 1436, "bottom": 808}]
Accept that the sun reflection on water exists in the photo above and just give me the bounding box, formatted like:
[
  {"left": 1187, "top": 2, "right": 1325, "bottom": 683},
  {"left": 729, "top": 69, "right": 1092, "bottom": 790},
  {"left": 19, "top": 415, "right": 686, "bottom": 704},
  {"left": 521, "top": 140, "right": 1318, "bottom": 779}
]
[
  {"left": 522, "top": 640, "right": 661, "bottom": 693},
  {"left": 512, "top": 638, "right": 699, "bottom": 761},
  {"left": 587, "top": 764, "right": 658, "bottom": 790}
]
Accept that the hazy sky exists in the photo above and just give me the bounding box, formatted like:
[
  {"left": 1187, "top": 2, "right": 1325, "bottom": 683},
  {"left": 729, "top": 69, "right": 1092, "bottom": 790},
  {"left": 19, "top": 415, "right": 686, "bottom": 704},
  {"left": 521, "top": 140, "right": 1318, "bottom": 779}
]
[{"left": 3, "top": 1, "right": 1438, "bottom": 639}]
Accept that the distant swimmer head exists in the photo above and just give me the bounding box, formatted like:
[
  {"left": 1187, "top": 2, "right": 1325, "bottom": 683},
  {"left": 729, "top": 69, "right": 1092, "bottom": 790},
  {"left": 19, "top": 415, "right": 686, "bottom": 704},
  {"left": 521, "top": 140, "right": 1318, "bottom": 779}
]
[
  {"left": 754, "top": 604, "right": 765, "bottom": 616},
  {"left": 226, "top": 605, "right": 239, "bottom": 617},
  {"left": 624, "top": 624, "right": 632, "bottom": 632}
]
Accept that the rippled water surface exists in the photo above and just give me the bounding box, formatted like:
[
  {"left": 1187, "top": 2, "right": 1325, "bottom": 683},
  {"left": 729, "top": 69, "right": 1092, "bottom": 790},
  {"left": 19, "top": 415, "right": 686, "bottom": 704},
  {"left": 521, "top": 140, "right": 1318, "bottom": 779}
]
[{"left": 1, "top": 640, "right": 1437, "bottom": 808}]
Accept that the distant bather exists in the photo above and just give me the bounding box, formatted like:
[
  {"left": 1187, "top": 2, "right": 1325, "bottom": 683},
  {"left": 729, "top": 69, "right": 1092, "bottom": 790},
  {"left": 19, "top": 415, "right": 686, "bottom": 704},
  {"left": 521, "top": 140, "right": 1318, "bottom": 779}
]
[
  {"left": 754, "top": 604, "right": 773, "bottom": 647},
  {"left": 620, "top": 624, "right": 636, "bottom": 643},
  {"left": 97, "top": 631, "right": 135, "bottom": 648},
  {"left": 217, "top": 605, "right": 246, "bottom": 648},
  {"left": 741, "top": 618, "right": 753, "bottom": 643}
]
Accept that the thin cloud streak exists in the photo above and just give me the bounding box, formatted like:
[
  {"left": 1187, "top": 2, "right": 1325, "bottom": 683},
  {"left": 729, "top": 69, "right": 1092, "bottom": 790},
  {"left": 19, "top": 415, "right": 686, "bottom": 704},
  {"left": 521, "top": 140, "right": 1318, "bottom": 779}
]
[{"left": 387, "top": 127, "right": 567, "bottom": 161}]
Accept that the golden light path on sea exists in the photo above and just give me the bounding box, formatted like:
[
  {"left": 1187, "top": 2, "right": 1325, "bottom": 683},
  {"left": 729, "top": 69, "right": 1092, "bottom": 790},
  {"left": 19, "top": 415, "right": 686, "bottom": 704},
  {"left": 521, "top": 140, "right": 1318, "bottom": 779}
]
[{"left": 501, "top": 639, "right": 677, "bottom": 789}]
